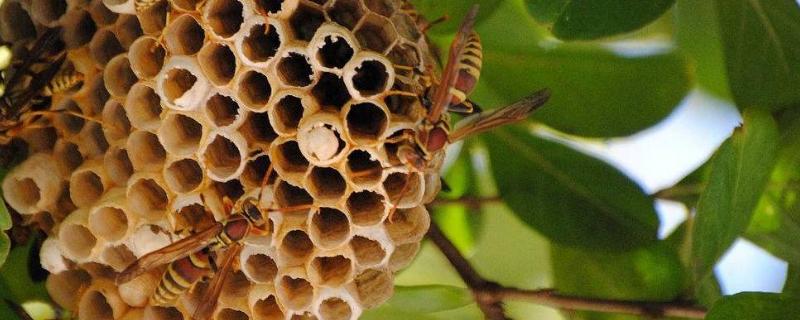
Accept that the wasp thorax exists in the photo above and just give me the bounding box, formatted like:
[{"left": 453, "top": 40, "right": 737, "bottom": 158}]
[{"left": 0, "top": 0, "right": 440, "bottom": 318}]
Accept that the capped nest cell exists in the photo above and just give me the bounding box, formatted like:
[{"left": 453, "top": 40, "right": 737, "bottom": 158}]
[{"left": 1, "top": 0, "right": 441, "bottom": 318}]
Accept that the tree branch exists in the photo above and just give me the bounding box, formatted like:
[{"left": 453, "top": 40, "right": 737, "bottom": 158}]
[{"left": 426, "top": 221, "right": 707, "bottom": 319}]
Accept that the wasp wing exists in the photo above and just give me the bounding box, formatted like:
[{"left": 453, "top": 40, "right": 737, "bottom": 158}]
[
  {"left": 190, "top": 244, "right": 242, "bottom": 320},
  {"left": 449, "top": 89, "right": 551, "bottom": 142},
  {"left": 116, "top": 222, "right": 223, "bottom": 285}
]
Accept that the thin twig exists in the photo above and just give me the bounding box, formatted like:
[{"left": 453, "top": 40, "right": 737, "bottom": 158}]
[{"left": 426, "top": 221, "right": 707, "bottom": 319}]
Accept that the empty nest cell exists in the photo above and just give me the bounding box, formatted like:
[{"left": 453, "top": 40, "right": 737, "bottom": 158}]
[
  {"left": 129, "top": 36, "right": 166, "bottom": 80},
  {"left": 354, "top": 14, "right": 397, "bottom": 53},
  {"left": 310, "top": 207, "right": 350, "bottom": 248},
  {"left": 345, "top": 149, "right": 382, "bottom": 186},
  {"left": 241, "top": 154, "right": 271, "bottom": 187},
  {"left": 160, "top": 112, "right": 204, "bottom": 155},
  {"left": 216, "top": 309, "right": 249, "bottom": 320},
  {"left": 244, "top": 253, "right": 278, "bottom": 283},
  {"left": 104, "top": 147, "right": 133, "bottom": 186},
  {"left": 327, "top": 0, "right": 365, "bottom": 30},
  {"left": 389, "top": 242, "right": 420, "bottom": 271},
  {"left": 162, "top": 66, "right": 200, "bottom": 108},
  {"left": 164, "top": 158, "right": 204, "bottom": 193},
  {"left": 385, "top": 206, "right": 429, "bottom": 244},
  {"left": 273, "top": 180, "right": 313, "bottom": 210},
  {"left": 47, "top": 269, "right": 92, "bottom": 311},
  {"left": 54, "top": 141, "right": 84, "bottom": 176},
  {"left": 205, "top": 0, "right": 244, "bottom": 38},
  {"left": 353, "top": 268, "right": 393, "bottom": 309},
  {"left": 271, "top": 94, "right": 305, "bottom": 135},
  {"left": 62, "top": 9, "right": 97, "bottom": 48},
  {"left": 78, "top": 287, "right": 117, "bottom": 320},
  {"left": 255, "top": 0, "right": 284, "bottom": 15},
  {"left": 319, "top": 298, "right": 353, "bottom": 320},
  {"left": 383, "top": 171, "right": 423, "bottom": 208},
  {"left": 89, "top": 205, "right": 129, "bottom": 242},
  {"left": 199, "top": 42, "right": 237, "bottom": 86},
  {"left": 69, "top": 169, "right": 106, "bottom": 208},
  {"left": 350, "top": 59, "right": 390, "bottom": 97},
  {"left": 345, "top": 102, "right": 388, "bottom": 143},
  {"left": 306, "top": 167, "right": 346, "bottom": 203},
  {"left": 88, "top": 0, "right": 118, "bottom": 26},
  {"left": 58, "top": 221, "right": 97, "bottom": 260},
  {"left": 310, "top": 255, "right": 352, "bottom": 286},
  {"left": 0, "top": 2, "right": 35, "bottom": 41},
  {"left": 90, "top": 28, "right": 125, "bottom": 66},
  {"left": 136, "top": 0, "right": 168, "bottom": 35},
  {"left": 125, "top": 83, "right": 163, "bottom": 130},
  {"left": 277, "top": 275, "right": 314, "bottom": 310},
  {"left": 347, "top": 190, "right": 385, "bottom": 226},
  {"left": 316, "top": 34, "right": 355, "bottom": 69},
  {"left": 288, "top": 1, "right": 325, "bottom": 41},
  {"left": 171, "top": 0, "right": 206, "bottom": 11},
  {"left": 201, "top": 133, "right": 246, "bottom": 181},
  {"left": 271, "top": 139, "right": 310, "bottom": 179},
  {"left": 84, "top": 74, "right": 112, "bottom": 115},
  {"left": 101, "top": 100, "right": 132, "bottom": 142},
  {"left": 279, "top": 229, "right": 314, "bottom": 265},
  {"left": 242, "top": 23, "right": 281, "bottom": 64},
  {"left": 104, "top": 54, "right": 137, "bottom": 97},
  {"left": 127, "top": 176, "right": 169, "bottom": 220},
  {"left": 312, "top": 73, "right": 351, "bottom": 110},
  {"left": 237, "top": 70, "right": 272, "bottom": 109},
  {"left": 252, "top": 295, "right": 284, "bottom": 320},
  {"left": 127, "top": 130, "right": 167, "bottom": 170},
  {"left": 114, "top": 14, "right": 144, "bottom": 48},
  {"left": 350, "top": 235, "right": 385, "bottom": 266},
  {"left": 100, "top": 244, "right": 136, "bottom": 271},
  {"left": 363, "top": 0, "right": 396, "bottom": 18},
  {"left": 77, "top": 122, "right": 111, "bottom": 157},
  {"left": 164, "top": 14, "right": 205, "bottom": 55},
  {"left": 239, "top": 111, "right": 278, "bottom": 146},
  {"left": 277, "top": 52, "right": 314, "bottom": 87},
  {"left": 205, "top": 93, "right": 240, "bottom": 127}
]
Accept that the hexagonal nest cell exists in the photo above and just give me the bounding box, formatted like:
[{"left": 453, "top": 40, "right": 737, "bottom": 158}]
[{"left": 0, "top": 0, "right": 440, "bottom": 318}]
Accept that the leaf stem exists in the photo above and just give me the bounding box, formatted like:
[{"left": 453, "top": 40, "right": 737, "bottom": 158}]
[{"left": 426, "top": 221, "right": 708, "bottom": 319}]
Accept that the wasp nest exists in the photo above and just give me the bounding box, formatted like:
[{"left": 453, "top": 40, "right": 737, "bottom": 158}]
[{"left": 2, "top": 0, "right": 439, "bottom": 319}]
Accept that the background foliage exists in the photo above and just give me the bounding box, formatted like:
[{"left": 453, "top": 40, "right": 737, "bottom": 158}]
[{"left": 1, "top": 0, "right": 800, "bottom": 319}]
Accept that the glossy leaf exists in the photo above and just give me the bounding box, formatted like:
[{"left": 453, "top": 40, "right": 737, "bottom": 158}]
[
  {"left": 713, "top": 0, "right": 800, "bottom": 109},
  {"left": 478, "top": 47, "right": 690, "bottom": 137},
  {"left": 706, "top": 292, "right": 800, "bottom": 320},
  {"left": 551, "top": 242, "right": 685, "bottom": 320},
  {"left": 746, "top": 111, "right": 800, "bottom": 266},
  {"left": 674, "top": 0, "right": 731, "bottom": 99},
  {"left": 545, "top": 0, "right": 676, "bottom": 40},
  {"left": 434, "top": 154, "right": 482, "bottom": 253},
  {"left": 691, "top": 109, "right": 779, "bottom": 283},
  {"left": 485, "top": 127, "right": 659, "bottom": 251},
  {"left": 524, "top": 0, "right": 568, "bottom": 24}
]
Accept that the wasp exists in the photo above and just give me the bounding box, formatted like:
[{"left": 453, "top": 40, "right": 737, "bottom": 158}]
[
  {"left": 386, "top": 5, "right": 551, "bottom": 217},
  {"left": 0, "top": 28, "right": 79, "bottom": 145},
  {"left": 116, "top": 166, "right": 311, "bottom": 319}
]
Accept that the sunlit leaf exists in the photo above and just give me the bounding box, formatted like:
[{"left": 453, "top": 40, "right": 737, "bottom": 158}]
[
  {"left": 713, "top": 0, "right": 800, "bottom": 109},
  {"left": 552, "top": 241, "right": 686, "bottom": 320},
  {"left": 706, "top": 292, "right": 800, "bottom": 320},
  {"left": 485, "top": 127, "right": 659, "bottom": 251},
  {"left": 542, "top": 0, "right": 676, "bottom": 40},
  {"left": 691, "top": 109, "right": 779, "bottom": 283},
  {"left": 361, "top": 286, "right": 472, "bottom": 320}
]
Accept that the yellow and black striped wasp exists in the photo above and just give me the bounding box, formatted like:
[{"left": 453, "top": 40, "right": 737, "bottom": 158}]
[
  {"left": 0, "top": 28, "right": 85, "bottom": 145},
  {"left": 387, "top": 5, "right": 551, "bottom": 217},
  {"left": 116, "top": 165, "right": 310, "bottom": 319}
]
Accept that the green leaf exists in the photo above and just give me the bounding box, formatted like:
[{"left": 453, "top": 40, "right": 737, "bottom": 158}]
[
  {"left": 525, "top": 0, "right": 568, "bottom": 24},
  {"left": 434, "top": 154, "right": 482, "bottom": 253},
  {"left": 485, "top": 127, "right": 659, "bottom": 251},
  {"left": 545, "top": 0, "right": 676, "bottom": 40},
  {"left": 706, "top": 292, "right": 800, "bottom": 320},
  {"left": 713, "top": 0, "right": 800, "bottom": 109},
  {"left": 784, "top": 265, "right": 800, "bottom": 297},
  {"left": 0, "top": 238, "right": 49, "bottom": 304},
  {"left": 674, "top": 0, "right": 732, "bottom": 99},
  {"left": 361, "top": 286, "right": 473, "bottom": 320},
  {"left": 0, "top": 233, "right": 8, "bottom": 272},
  {"left": 653, "top": 161, "right": 710, "bottom": 206},
  {"left": 477, "top": 47, "right": 691, "bottom": 137},
  {"left": 387, "top": 285, "right": 473, "bottom": 313},
  {"left": 0, "top": 300, "right": 19, "bottom": 320},
  {"left": 551, "top": 242, "right": 685, "bottom": 310},
  {"left": 691, "top": 109, "right": 779, "bottom": 283}
]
